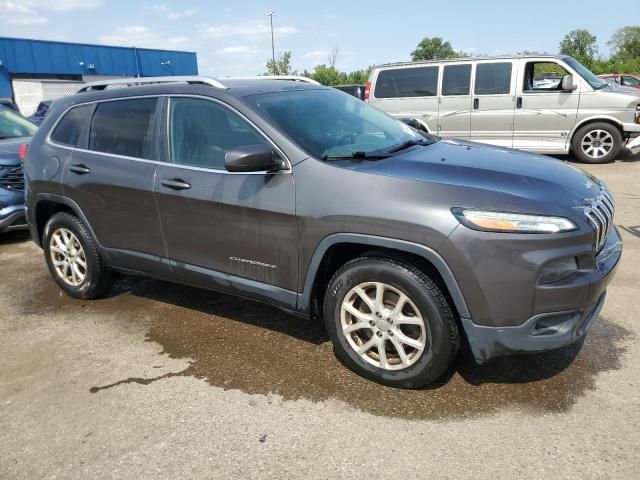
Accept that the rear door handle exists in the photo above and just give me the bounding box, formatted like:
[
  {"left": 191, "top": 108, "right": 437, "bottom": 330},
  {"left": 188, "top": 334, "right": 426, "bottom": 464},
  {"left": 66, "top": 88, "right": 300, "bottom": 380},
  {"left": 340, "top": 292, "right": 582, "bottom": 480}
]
[
  {"left": 473, "top": 98, "right": 479, "bottom": 110},
  {"left": 69, "top": 164, "right": 91, "bottom": 175},
  {"left": 516, "top": 97, "right": 523, "bottom": 109},
  {"left": 161, "top": 178, "right": 191, "bottom": 190}
]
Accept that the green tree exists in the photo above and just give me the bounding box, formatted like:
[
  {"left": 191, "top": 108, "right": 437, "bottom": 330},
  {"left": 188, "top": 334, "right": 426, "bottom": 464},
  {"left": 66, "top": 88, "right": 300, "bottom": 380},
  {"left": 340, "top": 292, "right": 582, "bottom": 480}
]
[
  {"left": 411, "top": 37, "right": 463, "bottom": 61},
  {"left": 265, "top": 51, "right": 296, "bottom": 75},
  {"left": 306, "top": 64, "right": 346, "bottom": 85},
  {"left": 559, "top": 29, "right": 598, "bottom": 66},
  {"left": 608, "top": 26, "right": 640, "bottom": 59},
  {"left": 303, "top": 65, "right": 373, "bottom": 86},
  {"left": 344, "top": 67, "right": 373, "bottom": 85}
]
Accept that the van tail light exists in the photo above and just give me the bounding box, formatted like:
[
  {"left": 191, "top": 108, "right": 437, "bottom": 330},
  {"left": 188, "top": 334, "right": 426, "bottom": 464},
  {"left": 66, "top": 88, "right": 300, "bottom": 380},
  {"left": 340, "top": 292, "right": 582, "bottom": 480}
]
[
  {"left": 364, "top": 81, "right": 371, "bottom": 102},
  {"left": 18, "top": 143, "right": 28, "bottom": 162}
]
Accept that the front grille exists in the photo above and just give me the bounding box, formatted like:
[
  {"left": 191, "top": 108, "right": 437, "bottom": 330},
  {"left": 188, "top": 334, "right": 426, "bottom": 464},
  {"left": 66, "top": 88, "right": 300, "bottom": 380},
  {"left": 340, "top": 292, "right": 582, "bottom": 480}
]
[
  {"left": 0, "top": 165, "right": 25, "bottom": 192},
  {"left": 584, "top": 189, "right": 615, "bottom": 252}
]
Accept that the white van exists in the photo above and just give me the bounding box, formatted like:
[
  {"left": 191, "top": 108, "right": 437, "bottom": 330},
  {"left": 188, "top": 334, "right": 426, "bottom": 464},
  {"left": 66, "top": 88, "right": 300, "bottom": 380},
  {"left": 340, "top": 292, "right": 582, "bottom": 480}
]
[{"left": 366, "top": 55, "right": 640, "bottom": 163}]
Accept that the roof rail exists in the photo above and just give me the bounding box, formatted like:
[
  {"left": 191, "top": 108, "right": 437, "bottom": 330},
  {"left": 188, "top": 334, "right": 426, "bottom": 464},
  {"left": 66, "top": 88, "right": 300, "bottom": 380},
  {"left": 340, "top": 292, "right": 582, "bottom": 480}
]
[
  {"left": 221, "top": 75, "right": 320, "bottom": 85},
  {"left": 76, "top": 76, "right": 227, "bottom": 93}
]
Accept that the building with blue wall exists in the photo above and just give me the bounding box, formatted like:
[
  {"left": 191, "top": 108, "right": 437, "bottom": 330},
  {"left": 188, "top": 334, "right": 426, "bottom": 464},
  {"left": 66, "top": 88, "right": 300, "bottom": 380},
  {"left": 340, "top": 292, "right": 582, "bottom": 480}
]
[{"left": 0, "top": 37, "right": 198, "bottom": 114}]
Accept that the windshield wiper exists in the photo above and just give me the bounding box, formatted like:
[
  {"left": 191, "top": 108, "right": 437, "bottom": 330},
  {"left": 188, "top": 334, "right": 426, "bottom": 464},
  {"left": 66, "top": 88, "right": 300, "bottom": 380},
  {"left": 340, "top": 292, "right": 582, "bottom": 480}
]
[
  {"left": 385, "top": 139, "right": 433, "bottom": 154},
  {"left": 321, "top": 151, "right": 389, "bottom": 161}
]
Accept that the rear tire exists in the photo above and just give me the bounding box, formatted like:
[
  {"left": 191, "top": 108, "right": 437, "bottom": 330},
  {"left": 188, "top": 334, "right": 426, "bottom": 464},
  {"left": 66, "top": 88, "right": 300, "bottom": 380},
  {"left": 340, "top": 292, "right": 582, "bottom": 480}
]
[
  {"left": 572, "top": 122, "right": 622, "bottom": 164},
  {"left": 43, "top": 212, "right": 113, "bottom": 299},
  {"left": 323, "top": 256, "right": 459, "bottom": 388}
]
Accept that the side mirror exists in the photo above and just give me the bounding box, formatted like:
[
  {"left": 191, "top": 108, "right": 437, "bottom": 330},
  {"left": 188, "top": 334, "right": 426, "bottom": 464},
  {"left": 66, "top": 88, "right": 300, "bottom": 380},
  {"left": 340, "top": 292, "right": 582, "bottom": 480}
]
[
  {"left": 561, "top": 74, "right": 577, "bottom": 92},
  {"left": 225, "top": 144, "right": 280, "bottom": 173}
]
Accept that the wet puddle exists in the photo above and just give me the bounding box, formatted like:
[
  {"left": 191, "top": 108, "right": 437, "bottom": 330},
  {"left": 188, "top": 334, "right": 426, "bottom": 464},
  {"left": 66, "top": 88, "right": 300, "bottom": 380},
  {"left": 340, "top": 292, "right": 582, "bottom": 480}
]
[{"left": 15, "top": 265, "right": 630, "bottom": 421}]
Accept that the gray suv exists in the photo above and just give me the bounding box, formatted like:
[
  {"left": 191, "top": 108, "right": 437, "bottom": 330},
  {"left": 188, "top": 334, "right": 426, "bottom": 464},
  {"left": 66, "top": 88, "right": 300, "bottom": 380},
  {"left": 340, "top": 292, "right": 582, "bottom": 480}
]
[{"left": 24, "top": 76, "right": 622, "bottom": 388}]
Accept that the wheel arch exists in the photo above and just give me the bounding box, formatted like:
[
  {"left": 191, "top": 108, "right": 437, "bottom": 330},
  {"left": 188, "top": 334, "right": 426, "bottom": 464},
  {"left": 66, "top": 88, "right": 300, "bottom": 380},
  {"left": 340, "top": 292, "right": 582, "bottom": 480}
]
[
  {"left": 31, "top": 194, "right": 99, "bottom": 249},
  {"left": 569, "top": 116, "right": 625, "bottom": 146},
  {"left": 298, "top": 234, "right": 470, "bottom": 320}
]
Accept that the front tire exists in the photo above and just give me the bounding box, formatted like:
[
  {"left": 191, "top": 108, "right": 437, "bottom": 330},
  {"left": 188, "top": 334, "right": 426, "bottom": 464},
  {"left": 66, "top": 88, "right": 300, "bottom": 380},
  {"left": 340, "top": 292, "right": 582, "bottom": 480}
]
[
  {"left": 43, "top": 212, "right": 113, "bottom": 299},
  {"left": 323, "top": 256, "right": 459, "bottom": 388},
  {"left": 572, "top": 122, "right": 622, "bottom": 164}
]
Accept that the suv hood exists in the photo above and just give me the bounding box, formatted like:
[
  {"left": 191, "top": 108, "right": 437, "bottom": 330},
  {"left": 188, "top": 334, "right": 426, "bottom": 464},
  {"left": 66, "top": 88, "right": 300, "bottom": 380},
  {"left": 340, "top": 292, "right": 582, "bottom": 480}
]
[
  {"left": 333, "top": 140, "right": 601, "bottom": 210},
  {"left": 0, "top": 137, "right": 29, "bottom": 166}
]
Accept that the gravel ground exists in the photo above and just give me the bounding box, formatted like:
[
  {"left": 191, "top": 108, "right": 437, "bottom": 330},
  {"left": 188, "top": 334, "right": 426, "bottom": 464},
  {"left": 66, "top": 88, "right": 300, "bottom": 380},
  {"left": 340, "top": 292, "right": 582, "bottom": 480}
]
[{"left": 1, "top": 157, "right": 639, "bottom": 479}]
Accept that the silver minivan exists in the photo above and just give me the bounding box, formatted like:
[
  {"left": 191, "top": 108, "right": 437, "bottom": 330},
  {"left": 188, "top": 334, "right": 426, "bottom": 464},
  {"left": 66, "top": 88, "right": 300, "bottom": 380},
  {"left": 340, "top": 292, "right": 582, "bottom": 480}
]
[{"left": 366, "top": 55, "right": 640, "bottom": 163}]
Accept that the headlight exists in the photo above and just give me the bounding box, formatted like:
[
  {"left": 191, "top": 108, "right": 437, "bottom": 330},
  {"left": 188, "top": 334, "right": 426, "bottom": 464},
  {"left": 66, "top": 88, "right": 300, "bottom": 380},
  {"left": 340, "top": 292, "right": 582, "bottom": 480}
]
[
  {"left": 453, "top": 209, "right": 577, "bottom": 233},
  {"left": 635, "top": 104, "right": 640, "bottom": 124}
]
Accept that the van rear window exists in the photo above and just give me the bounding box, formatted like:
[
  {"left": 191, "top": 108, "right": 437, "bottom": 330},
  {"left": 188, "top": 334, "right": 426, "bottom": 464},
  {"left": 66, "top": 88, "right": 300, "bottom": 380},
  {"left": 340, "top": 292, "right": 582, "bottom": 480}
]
[
  {"left": 374, "top": 67, "right": 439, "bottom": 98},
  {"left": 442, "top": 64, "right": 472, "bottom": 96}
]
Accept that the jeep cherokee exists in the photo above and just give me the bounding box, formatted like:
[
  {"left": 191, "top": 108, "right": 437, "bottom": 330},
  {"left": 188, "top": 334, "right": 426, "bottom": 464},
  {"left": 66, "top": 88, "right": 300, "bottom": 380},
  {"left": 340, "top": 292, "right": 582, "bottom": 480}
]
[{"left": 24, "top": 76, "right": 622, "bottom": 388}]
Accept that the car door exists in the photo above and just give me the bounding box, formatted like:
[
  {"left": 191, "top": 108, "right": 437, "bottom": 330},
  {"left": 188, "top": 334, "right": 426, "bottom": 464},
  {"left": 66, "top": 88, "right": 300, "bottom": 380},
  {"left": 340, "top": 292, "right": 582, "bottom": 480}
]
[
  {"left": 154, "top": 96, "right": 298, "bottom": 306},
  {"left": 512, "top": 59, "right": 580, "bottom": 153},
  {"left": 437, "top": 62, "right": 473, "bottom": 139},
  {"left": 470, "top": 61, "right": 516, "bottom": 148},
  {"left": 60, "top": 97, "right": 168, "bottom": 276},
  {"left": 369, "top": 65, "right": 440, "bottom": 131}
]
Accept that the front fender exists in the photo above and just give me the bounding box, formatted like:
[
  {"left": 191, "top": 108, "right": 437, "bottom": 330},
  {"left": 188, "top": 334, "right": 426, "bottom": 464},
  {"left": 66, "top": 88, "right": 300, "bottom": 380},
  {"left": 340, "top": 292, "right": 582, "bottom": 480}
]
[{"left": 297, "top": 233, "right": 470, "bottom": 319}]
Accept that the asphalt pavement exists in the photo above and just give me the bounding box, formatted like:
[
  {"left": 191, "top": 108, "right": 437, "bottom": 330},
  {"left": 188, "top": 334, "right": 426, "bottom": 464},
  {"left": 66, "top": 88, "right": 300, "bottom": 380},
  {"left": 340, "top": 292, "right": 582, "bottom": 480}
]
[{"left": 1, "top": 156, "right": 639, "bottom": 479}]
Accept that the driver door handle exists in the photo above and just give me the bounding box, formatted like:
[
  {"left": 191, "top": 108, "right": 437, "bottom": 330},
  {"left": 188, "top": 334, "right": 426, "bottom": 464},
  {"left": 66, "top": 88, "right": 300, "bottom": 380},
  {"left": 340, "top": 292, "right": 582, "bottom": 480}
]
[
  {"left": 161, "top": 178, "right": 191, "bottom": 190},
  {"left": 69, "top": 164, "right": 91, "bottom": 175}
]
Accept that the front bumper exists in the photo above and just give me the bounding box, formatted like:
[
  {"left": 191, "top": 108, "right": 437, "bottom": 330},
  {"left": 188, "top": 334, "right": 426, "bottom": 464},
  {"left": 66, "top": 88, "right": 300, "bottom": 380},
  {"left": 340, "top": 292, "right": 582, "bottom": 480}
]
[
  {"left": 454, "top": 226, "right": 622, "bottom": 363},
  {"left": 0, "top": 204, "right": 27, "bottom": 233},
  {"left": 626, "top": 135, "right": 640, "bottom": 156}
]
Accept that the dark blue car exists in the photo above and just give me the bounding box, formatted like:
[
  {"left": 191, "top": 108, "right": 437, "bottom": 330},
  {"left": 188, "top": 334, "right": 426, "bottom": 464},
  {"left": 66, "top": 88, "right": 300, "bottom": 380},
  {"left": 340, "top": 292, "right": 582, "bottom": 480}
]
[
  {"left": 27, "top": 100, "right": 52, "bottom": 126},
  {"left": 0, "top": 105, "right": 38, "bottom": 233}
]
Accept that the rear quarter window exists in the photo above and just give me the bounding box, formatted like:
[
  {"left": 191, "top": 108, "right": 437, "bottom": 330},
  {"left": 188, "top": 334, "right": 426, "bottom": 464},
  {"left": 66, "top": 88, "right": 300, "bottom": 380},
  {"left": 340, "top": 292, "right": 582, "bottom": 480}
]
[
  {"left": 374, "top": 66, "right": 439, "bottom": 98},
  {"left": 50, "top": 104, "right": 93, "bottom": 147},
  {"left": 88, "top": 98, "right": 158, "bottom": 159}
]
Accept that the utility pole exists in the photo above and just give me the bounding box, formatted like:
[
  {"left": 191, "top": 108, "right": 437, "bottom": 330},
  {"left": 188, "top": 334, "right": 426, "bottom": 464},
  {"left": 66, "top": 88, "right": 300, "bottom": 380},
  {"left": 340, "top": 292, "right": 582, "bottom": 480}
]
[{"left": 267, "top": 11, "right": 276, "bottom": 75}]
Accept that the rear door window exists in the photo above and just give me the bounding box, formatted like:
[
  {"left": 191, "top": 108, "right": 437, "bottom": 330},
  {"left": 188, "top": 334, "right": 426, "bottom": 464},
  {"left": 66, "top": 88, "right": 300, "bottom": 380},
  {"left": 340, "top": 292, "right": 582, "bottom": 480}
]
[
  {"left": 442, "top": 64, "right": 472, "bottom": 96},
  {"left": 50, "top": 104, "right": 93, "bottom": 147},
  {"left": 374, "top": 66, "right": 439, "bottom": 98},
  {"left": 474, "top": 62, "right": 512, "bottom": 95},
  {"left": 88, "top": 98, "right": 158, "bottom": 159}
]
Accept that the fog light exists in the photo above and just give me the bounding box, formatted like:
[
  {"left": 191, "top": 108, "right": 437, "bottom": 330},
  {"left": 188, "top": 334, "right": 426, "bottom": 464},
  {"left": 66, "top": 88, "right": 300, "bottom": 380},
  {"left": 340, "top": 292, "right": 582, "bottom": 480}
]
[{"left": 538, "top": 257, "right": 578, "bottom": 284}]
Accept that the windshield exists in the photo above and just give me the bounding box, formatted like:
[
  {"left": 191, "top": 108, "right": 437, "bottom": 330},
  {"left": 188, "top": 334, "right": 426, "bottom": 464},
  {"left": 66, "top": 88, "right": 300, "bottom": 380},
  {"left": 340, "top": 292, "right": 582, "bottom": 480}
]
[
  {"left": 564, "top": 57, "right": 608, "bottom": 90},
  {"left": 245, "top": 89, "right": 428, "bottom": 159},
  {"left": 0, "top": 106, "right": 38, "bottom": 139}
]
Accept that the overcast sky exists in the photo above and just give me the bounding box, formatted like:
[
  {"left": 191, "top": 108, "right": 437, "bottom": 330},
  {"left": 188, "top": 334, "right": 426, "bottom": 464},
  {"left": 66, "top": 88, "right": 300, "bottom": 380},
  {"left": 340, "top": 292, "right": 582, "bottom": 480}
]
[{"left": 1, "top": 0, "right": 638, "bottom": 76}]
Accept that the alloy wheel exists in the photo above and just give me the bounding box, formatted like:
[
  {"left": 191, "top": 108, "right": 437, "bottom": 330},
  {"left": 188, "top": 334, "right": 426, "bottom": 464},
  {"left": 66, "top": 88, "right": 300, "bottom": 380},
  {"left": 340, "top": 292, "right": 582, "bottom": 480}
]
[
  {"left": 49, "top": 228, "right": 87, "bottom": 287},
  {"left": 581, "top": 129, "right": 614, "bottom": 160},
  {"left": 340, "top": 282, "right": 428, "bottom": 370}
]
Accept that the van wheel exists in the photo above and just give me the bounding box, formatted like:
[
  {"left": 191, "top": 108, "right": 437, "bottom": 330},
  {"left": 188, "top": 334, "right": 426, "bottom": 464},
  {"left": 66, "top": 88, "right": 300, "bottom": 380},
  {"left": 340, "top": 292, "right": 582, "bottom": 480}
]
[
  {"left": 323, "top": 256, "right": 459, "bottom": 388},
  {"left": 572, "top": 122, "right": 622, "bottom": 164},
  {"left": 43, "top": 212, "right": 113, "bottom": 299}
]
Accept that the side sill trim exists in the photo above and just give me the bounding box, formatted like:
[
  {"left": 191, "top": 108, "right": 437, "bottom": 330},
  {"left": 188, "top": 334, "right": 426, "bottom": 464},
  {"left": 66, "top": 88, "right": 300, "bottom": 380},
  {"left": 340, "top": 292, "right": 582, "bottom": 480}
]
[{"left": 104, "top": 247, "right": 298, "bottom": 311}]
